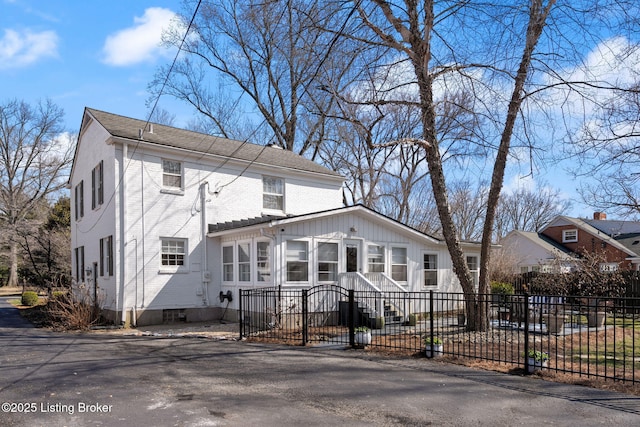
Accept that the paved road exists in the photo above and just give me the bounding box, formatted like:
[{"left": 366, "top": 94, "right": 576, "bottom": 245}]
[{"left": 0, "top": 297, "right": 639, "bottom": 426}]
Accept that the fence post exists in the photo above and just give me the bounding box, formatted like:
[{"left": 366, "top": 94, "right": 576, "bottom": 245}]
[
  {"left": 429, "top": 290, "right": 434, "bottom": 358},
  {"left": 524, "top": 292, "right": 530, "bottom": 374},
  {"left": 349, "top": 289, "right": 355, "bottom": 348},
  {"left": 302, "top": 289, "right": 308, "bottom": 346},
  {"left": 239, "top": 289, "right": 244, "bottom": 340}
]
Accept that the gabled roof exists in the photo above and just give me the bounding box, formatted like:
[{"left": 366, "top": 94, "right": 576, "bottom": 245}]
[
  {"left": 208, "top": 204, "right": 455, "bottom": 245},
  {"left": 543, "top": 215, "right": 640, "bottom": 257},
  {"left": 503, "top": 230, "right": 575, "bottom": 259},
  {"left": 81, "top": 108, "right": 342, "bottom": 178}
]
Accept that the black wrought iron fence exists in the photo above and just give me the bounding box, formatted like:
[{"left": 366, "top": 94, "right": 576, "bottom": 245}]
[{"left": 239, "top": 287, "right": 640, "bottom": 384}]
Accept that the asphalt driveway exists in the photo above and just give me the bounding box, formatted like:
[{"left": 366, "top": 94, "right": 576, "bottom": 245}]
[{"left": 1, "top": 297, "right": 639, "bottom": 426}]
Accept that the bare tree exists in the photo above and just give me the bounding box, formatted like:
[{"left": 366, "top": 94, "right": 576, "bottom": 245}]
[
  {"left": 571, "top": 83, "right": 640, "bottom": 218},
  {"left": 494, "top": 184, "right": 573, "bottom": 240},
  {"left": 154, "top": 0, "right": 355, "bottom": 155},
  {"left": 0, "top": 99, "right": 72, "bottom": 287}
]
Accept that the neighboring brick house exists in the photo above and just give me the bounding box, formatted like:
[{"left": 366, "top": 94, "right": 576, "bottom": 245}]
[{"left": 501, "top": 212, "right": 640, "bottom": 273}]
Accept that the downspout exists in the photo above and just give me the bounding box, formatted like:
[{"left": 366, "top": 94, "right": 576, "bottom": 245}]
[
  {"left": 201, "top": 182, "right": 210, "bottom": 306},
  {"left": 118, "top": 141, "right": 127, "bottom": 326}
]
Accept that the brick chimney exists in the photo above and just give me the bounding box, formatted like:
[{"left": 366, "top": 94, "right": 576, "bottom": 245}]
[{"left": 593, "top": 212, "right": 607, "bottom": 220}]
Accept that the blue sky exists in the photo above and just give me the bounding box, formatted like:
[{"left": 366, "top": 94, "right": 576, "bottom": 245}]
[
  {"left": 1, "top": 0, "right": 632, "bottom": 220},
  {"left": 1, "top": 0, "right": 187, "bottom": 131}
]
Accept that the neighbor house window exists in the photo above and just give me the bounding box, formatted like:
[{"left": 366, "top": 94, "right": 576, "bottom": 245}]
[
  {"left": 367, "top": 245, "right": 385, "bottom": 273},
  {"left": 391, "top": 247, "right": 407, "bottom": 282},
  {"left": 161, "top": 238, "right": 186, "bottom": 267},
  {"left": 562, "top": 229, "right": 578, "bottom": 243},
  {"left": 318, "top": 242, "right": 338, "bottom": 282},
  {"left": 74, "top": 180, "right": 84, "bottom": 220},
  {"left": 286, "top": 240, "right": 308, "bottom": 282},
  {"left": 222, "top": 246, "right": 234, "bottom": 281},
  {"left": 263, "top": 176, "right": 284, "bottom": 210},
  {"left": 91, "top": 160, "right": 104, "bottom": 209},
  {"left": 466, "top": 255, "right": 479, "bottom": 289},
  {"left": 423, "top": 253, "right": 438, "bottom": 287},
  {"left": 99, "top": 235, "right": 113, "bottom": 277},
  {"left": 256, "top": 241, "right": 271, "bottom": 282},
  {"left": 238, "top": 243, "right": 251, "bottom": 282},
  {"left": 74, "top": 246, "right": 85, "bottom": 282},
  {"left": 162, "top": 159, "right": 182, "bottom": 189}
]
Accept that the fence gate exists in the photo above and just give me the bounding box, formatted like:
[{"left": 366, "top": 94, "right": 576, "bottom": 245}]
[{"left": 304, "top": 285, "right": 353, "bottom": 346}]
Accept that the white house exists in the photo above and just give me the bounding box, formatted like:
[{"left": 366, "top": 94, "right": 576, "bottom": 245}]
[{"left": 70, "top": 108, "right": 481, "bottom": 326}]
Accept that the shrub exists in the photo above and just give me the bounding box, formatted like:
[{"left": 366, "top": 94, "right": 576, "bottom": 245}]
[
  {"left": 51, "top": 291, "right": 66, "bottom": 299},
  {"left": 490, "top": 282, "right": 514, "bottom": 295},
  {"left": 21, "top": 291, "right": 39, "bottom": 306}
]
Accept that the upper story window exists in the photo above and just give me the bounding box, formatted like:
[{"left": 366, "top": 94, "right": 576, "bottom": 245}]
[
  {"left": 91, "top": 160, "right": 104, "bottom": 209},
  {"left": 391, "top": 247, "right": 407, "bottom": 282},
  {"left": 74, "top": 180, "right": 84, "bottom": 220},
  {"left": 161, "top": 238, "right": 186, "bottom": 269},
  {"left": 367, "top": 245, "right": 385, "bottom": 273},
  {"left": 263, "top": 176, "right": 284, "bottom": 210},
  {"left": 562, "top": 229, "right": 578, "bottom": 243},
  {"left": 423, "top": 253, "right": 438, "bottom": 287},
  {"left": 162, "top": 159, "right": 183, "bottom": 189}
]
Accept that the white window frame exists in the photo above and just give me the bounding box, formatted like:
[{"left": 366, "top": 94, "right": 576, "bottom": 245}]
[
  {"left": 92, "top": 160, "right": 104, "bottom": 210},
  {"left": 256, "top": 241, "right": 271, "bottom": 282},
  {"left": 391, "top": 247, "right": 408, "bottom": 282},
  {"left": 317, "top": 242, "right": 339, "bottom": 282},
  {"left": 161, "top": 159, "right": 183, "bottom": 193},
  {"left": 160, "top": 238, "right": 187, "bottom": 272},
  {"left": 263, "top": 176, "right": 284, "bottom": 211},
  {"left": 562, "top": 229, "right": 578, "bottom": 243},
  {"left": 286, "top": 240, "right": 309, "bottom": 282},
  {"left": 423, "top": 252, "right": 438, "bottom": 287},
  {"left": 367, "top": 244, "right": 385, "bottom": 273},
  {"left": 238, "top": 242, "right": 251, "bottom": 282},
  {"left": 466, "top": 255, "right": 479, "bottom": 289},
  {"left": 100, "top": 235, "right": 113, "bottom": 277},
  {"left": 222, "top": 245, "right": 234, "bottom": 282}
]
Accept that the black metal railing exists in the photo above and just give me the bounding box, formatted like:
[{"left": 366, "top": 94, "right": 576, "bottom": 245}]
[{"left": 240, "top": 287, "right": 639, "bottom": 384}]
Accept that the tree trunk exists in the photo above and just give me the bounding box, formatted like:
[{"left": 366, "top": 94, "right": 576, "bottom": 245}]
[{"left": 8, "top": 240, "right": 19, "bottom": 288}]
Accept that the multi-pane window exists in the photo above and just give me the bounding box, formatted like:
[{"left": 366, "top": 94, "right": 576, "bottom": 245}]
[
  {"left": 263, "top": 176, "right": 284, "bottom": 210},
  {"left": 367, "top": 245, "right": 385, "bottom": 273},
  {"left": 423, "top": 253, "right": 438, "bottom": 287},
  {"left": 74, "top": 181, "right": 84, "bottom": 220},
  {"left": 161, "top": 239, "right": 186, "bottom": 267},
  {"left": 74, "top": 246, "right": 85, "bottom": 282},
  {"left": 92, "top": 160, "right": 104, "bottom": 209},
  {"left": 222, "top": 246, "right": 234, "bottom": 281},
  {"left": 286, "top": 240, "right": 308, "bottom": 282},
  {"left": 318, "top": 242, "right": 338, "bottom": 282},
  {"left": 100, "top": 235, "right": 113, "bottom": 277},
  {"left": 562, "top": 229, "right": 578, "bottom": 243},
  {"left": 391, "top": 247, "right": 407, "bottom": 282},
  {"left": 162, "top": 159, "right": 182, "bottom": 189},
  {"left": 238, "top": 243, "right": 251, "bottom": 282},
  {"left": 256, "top": 241, "right": 271, "bottom": 282},
  {"left": 466, "top": 255, "right": 479, "bottom": 289}
]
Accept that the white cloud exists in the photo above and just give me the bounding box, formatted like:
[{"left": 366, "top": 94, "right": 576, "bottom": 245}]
[
  {"left": 0, "top": 28, "right": 58, "bottom": 69},
  {"left": 102, "top": 7, "right": 176, "bottom": 67}
]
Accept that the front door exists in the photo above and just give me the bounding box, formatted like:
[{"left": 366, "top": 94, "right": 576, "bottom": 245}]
[{"left": 345, "top": 240, "right": 361, "bottom": 273}]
